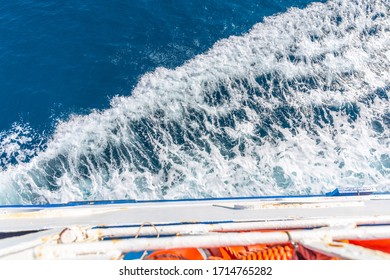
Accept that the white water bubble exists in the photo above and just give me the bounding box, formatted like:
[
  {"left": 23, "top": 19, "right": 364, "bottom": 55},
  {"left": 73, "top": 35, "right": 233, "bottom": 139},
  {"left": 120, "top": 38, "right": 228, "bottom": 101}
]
[{"left": 0, "top": 0, "right": 389, "bottom": 204}]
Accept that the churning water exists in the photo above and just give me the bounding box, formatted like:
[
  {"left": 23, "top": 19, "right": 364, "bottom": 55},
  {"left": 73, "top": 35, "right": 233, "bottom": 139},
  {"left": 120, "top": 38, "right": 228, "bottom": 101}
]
[{"left": 0, "top": 0, "right": 389, "bottom": 204}]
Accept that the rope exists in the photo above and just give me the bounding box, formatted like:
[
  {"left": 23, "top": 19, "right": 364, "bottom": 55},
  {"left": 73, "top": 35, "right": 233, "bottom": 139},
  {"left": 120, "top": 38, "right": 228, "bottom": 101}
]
[
  {"left": 134, "top": 222, "right": 160, "bottom": 259},
  {"left": 135, "top": 222, "right": 160, "bottom": 239},
  {"left": 237, "top": 245, "right": 294, "bottom": 260},
  {"left": 208, "top": 244, "right": 294, "bottom": 260}
]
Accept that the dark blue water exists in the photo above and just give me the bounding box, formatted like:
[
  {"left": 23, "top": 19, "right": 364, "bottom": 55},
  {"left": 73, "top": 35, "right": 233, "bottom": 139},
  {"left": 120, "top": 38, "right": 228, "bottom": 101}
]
[
  {"left": 0, "top": 0, "right": 322, "bottom": 133},
  {"left": 0, "top": 0, "right": 389, "bottom": 205}
]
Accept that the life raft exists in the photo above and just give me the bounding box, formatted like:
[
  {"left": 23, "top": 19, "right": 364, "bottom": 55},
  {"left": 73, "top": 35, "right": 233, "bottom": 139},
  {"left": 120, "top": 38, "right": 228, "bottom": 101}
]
[
  {"left": 144, "top": 244, "right": 295, "bottom": 260},
  {"left": 144, "top": 239, "right": 390, "bottom": 260}
]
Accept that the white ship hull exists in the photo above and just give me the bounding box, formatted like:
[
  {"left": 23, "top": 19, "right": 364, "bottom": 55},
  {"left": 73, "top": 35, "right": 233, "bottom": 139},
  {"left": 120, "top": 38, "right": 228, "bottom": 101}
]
[{"left": 1, "top": 189, "right": 390, "bottom": 260}]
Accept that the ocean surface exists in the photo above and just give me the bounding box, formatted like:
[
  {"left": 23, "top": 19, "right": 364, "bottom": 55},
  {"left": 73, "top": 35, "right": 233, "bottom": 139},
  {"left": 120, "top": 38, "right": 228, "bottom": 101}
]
[{"left": 0, "top": 0, "right": 389, "bottom": 205}]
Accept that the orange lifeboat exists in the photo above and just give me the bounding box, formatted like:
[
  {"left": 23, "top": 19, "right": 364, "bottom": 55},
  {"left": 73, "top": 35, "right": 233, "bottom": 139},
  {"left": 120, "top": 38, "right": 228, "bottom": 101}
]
[{"left": 144, "top": 244, "right": 295, "bottom": 260}]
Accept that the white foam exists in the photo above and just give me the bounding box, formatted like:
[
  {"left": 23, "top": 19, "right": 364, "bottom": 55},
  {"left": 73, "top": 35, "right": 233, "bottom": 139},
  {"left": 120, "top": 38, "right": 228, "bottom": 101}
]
[{"left": 0, "top": 0, "right": 389, "bottom": 204}]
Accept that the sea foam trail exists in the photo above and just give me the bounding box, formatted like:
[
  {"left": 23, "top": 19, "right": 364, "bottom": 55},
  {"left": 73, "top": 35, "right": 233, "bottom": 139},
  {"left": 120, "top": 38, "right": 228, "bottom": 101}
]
[{"left": 0, "top": 0, "right": 389, "bottom": 204}]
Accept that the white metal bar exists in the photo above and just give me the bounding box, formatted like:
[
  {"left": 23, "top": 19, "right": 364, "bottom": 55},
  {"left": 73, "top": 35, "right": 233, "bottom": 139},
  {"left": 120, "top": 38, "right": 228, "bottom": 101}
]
[
  {"left": 0, "top": 248, "right": 122, "bottom": 260},
  {"left": 0, "top": 229, "right": 61, "bottom": 258},
  {"left": 300, "top": 240, "right": 390, "bottom": 260},
  {"left": 0, "top": 248, "right": 35, "bottom": 260},
  {"left": 34, "top": 226, "right": 390, "bottom": 259},
  {"left": 85, "top": 215, "right": 390, "bottom": 240}
]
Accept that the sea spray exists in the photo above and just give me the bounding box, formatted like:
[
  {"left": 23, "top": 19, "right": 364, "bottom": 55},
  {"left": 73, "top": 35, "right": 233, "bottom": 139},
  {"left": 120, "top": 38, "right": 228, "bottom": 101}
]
[{"left": 0, "top": 0, "right": 389, "bottom": 204}]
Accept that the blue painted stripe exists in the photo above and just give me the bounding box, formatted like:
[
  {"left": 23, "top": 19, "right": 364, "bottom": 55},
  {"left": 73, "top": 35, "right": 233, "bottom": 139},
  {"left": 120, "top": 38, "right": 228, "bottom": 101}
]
[{"left": 0, "top": 190, "right": 388, "bottom": 209}]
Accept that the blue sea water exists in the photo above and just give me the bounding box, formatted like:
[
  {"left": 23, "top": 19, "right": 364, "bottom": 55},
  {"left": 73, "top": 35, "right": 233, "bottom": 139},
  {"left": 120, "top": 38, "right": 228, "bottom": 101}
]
[
  {"left": 0, "top": 0, "right": 389, "bottom": 204},
  {"left": 1, "top": 0, "right": 318, "bottom": 133}
]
